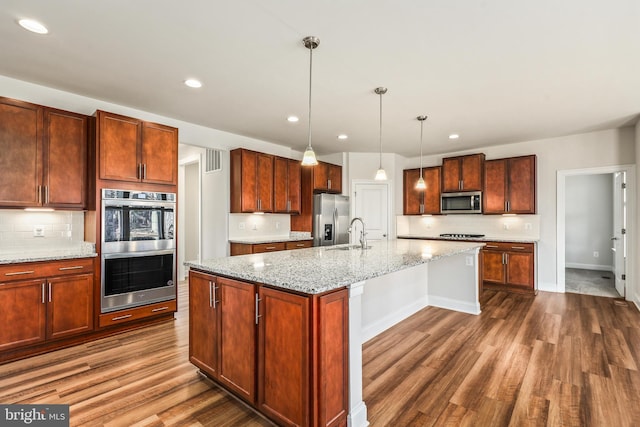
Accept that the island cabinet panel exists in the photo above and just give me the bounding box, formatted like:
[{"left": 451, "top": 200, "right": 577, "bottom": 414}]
[
  {"left": 484, "top": 155, "right": 536, "bottom": 214},
  {"left": 230, "top": 240, "right": 311, "bottom": 256},
  {"left": 0, "top": 97, "right": 88, "bottom": 209},
  {"left": 258, "top": 287, "right": 310, "bottom": 426},
  {"left": 97, "top": 110, "right": 178, "bottom": 186},
  {"left": 275, "top": 157, "right": 302, "bottom": 214},
  {"left": 441, "top": 153, "right": 485, "bottom": 192},
  {"left": 188, "top": 270, "right": 218, "bottom": 377},
  {"left": 403, "top": 167, "right": 441, "bottom": 215},
  {"left": 481, "top": 242, "right": 535, "bottom": 294}
]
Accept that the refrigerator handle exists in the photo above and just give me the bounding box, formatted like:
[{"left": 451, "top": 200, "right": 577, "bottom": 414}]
[{"left": 334, "top": 208, "right": 338, "bottom": 245}]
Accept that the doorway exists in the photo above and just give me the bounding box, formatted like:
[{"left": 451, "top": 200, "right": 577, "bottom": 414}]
[
  {"left": 351, "top": 180, "right": 391, "bottom": 243},
  {"left": 178, "top": 156, "right": 202, "bottom": 281},
  {"left": 557, "top": 165, "right": 635, "bottom": 297}
]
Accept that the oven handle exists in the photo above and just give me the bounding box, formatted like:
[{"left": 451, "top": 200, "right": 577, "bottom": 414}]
[{"left": 102, "top": 249, "right": 175, "bottom": 259}]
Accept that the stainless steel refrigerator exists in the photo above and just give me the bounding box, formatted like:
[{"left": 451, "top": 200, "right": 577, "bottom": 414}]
[{"left": 312, "top": 194, "right": 350, "bottom": 247}]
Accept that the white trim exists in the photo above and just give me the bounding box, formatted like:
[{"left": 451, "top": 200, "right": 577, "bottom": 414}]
[
  {"left": 361, "top": 296, "right": 429, "bottom": 343},
  {"left": 350, "top": 179, "right": 393, "bottom": 242},
  {"left": 557, "top": 164, "right": 636, "bottom": 298},
  {"left": 178, "top": 154, "right": 202, "bottom": 281},
  {"left": 427, "top": 295, "right": 481, "bottom": 315},
  {"left": 565, "top": 263, "right": 614, "bottom": 272}
]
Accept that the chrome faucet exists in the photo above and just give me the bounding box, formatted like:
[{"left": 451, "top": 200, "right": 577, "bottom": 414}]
[{"left": 348, "top": 217, "right": 367, "bottom": 249}]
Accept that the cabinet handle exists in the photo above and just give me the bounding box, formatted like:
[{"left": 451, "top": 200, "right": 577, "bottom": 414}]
[
  {"left": 255, "top": 293, "right": 261, "bottom": 325},
  {"left": 420, "top": 204, "right": 424, "bottom": 214},
  {"left": 485, "top": 245, "right": 499, "bottom": 249},
  {"left": 137, "top": 164, "right": 142, "bottom": 179},
  {"left": 459, "top": 180, "right": 463, "bottom": 190},
  {"left": 213, "top": 285, "right": 219, "bottom": 309},
  {"left": 287, "top": 200, "right": 291, "bottom": 212},
  {"left": 296, "top": 243, "right": 305, "bottom": 247},
  {"left": 111, "top": 314, "right": 133, "bottom": 321},
  {"left": 151, "top": 306, "right": 169, "bottom": 312},
  {"left": 37, "top": 185, "right": 41, "bottom": 204},
  {"left": 58, "top": 265, "right": 84, "bottom": 271},
  {"left": 5, "top": 270, "right": 35, "bottom": 276},
  {"left": 328, "top": 179, "right": 332, "bottom": 189},
  {"left": 265, "top": 246, "right": 276, "bottom": 250},
  {"left": 48, "top": 282, "right": 52, "bottom": 303},
  {"left": 511, "top": 246, "right": 526, "bottom": 250},
  {"left": 506, "top": 201, "right": 510, "bottom": 212},
  {"left": 143, "top": 164, "right": 147, "bottom": 180},
  {"left": 209, "top": 281, "right": 213, "bottom": 307},
  {"left": 45, "top": 186, "right": 49, "bottom": 204},
  {"left": 42, "top": 283, "right": 46, "bottom": 304}
]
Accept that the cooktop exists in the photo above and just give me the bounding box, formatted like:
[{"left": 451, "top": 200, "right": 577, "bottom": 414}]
[{"left": 439, "top": 233, "right": 486, "bottom": 238}]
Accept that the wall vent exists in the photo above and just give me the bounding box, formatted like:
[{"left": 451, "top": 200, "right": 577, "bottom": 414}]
[{"left": 205, "top": 149, "right": 222, "bottom": 173}]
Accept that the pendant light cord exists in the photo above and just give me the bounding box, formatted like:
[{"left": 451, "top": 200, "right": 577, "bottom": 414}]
[
  {"left": 419, "top": 119, "right": 424, "bottom": 177},
  {"left": 307, "top": 46, "right": 313, "bottom": 150},
  {"left": 378, "top": 91, "right": 383, "bottom": 168}
]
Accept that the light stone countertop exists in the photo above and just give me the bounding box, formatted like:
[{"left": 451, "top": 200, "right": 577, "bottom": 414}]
[
  {"left": 228, "top": 236, "right": 313, "bottom": 244},
  {"left": 0, "top": 242, "right": 97, "bottom": 264},
  {"left": 397, "top": 234, "right": 539, "bottom": 243},
  {"left": 186, "top": 239, "right": 484, "bottom": 295}
]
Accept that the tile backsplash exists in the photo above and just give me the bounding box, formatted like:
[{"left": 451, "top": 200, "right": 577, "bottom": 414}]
[
  {"left": 0, "top": 210, "right": 84, "bottom": 252},
  {"left": 228, "top": 213, "right": 291, "bottom": 240},
  {"left": 396, "top": 214, "right": 541, "bottom": 240}
]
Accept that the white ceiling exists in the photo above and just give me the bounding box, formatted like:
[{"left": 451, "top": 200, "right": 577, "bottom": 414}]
[{"left": 1, "top": 1, "right": 639, "bottom": 157}]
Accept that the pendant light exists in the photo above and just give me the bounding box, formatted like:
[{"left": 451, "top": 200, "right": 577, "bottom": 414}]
[
  {"left": 415, "top": 115, "right": 428, "bottom": 189},
  {"left": 301, "top": 36, "right": 319, "bottom": 166},
  {"left": 374, "top": 87, "right": 388, "bottom": 180}
]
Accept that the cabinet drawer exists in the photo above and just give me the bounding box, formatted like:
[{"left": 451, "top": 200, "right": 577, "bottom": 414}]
[
  {"left": 99, "top": 299, "right": 176, "bottom": 328},
  {"left": 285, "top": 240, "right": 313, "bottom": 250},
  {"left": 0, "top": 257, "right": 95, "bottom": 282},
  {"left": 252, "top": 242, "right": 286, "bottom": 253},
  {"left": 482, "top": 242, "right": 534, "bottom": 253}
]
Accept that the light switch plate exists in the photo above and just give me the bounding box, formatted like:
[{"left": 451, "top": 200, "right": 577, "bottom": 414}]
[{"left": 33, "top": 225, "right": 45, "bottom": 237}]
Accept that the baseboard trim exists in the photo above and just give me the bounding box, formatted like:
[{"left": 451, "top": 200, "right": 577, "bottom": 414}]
[
  {"left": 565, "top": 263, "right": 614, "bottom": 272},
  {"left": 428, "top": 295, "right": 481, "bottom": 315},
  {"left": 361, "top": 296, "right": 429, "bottom": 343}
]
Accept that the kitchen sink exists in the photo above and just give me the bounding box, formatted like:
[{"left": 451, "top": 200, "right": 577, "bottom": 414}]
[{"left": 328, "top": 245, "right": 372, "bottom": 251}]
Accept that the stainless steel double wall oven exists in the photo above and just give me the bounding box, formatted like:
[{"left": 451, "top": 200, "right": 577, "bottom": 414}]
[{"left": 101, "top": 189, "right": 176, "bottom": 313}]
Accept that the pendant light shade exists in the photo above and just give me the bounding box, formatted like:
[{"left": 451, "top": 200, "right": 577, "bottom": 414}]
[
  {"left": 374, "top": 87, "right": 387, "bottom": 180},
  {"left": 301, "top": 36, "right": 319, "bottom": 166},
  {"left": 416, "top": 115, "right": 428, "bottom": 189}
]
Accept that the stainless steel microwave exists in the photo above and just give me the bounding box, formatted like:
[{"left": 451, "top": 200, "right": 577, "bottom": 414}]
[{"left": 441, "top": 191, "right": 482, "bottom": 214}]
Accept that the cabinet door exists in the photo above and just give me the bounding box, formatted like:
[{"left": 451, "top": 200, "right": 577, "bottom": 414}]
[
  {"left": 98, "top": 111, "right": 141, "bottom": 182},
  {"left": 257, "top": 153, "right": 274, "bottom": 212},
  {"left": 189, "top": 271, "right": 218, "bottom": 377},
  {"left": 506, "top": 251, "right": 534, "bottom": 289},
  {"left": 481, "top": 250, "right": 506, "bottom": 284},
  {"left": 0, "top": 279, "right": 46, "bottom": 351},
  {"left": 507, "top": 156, "right": 536, "bottom": 214},
  {"left": 483, "top": 159, "right": 507, "bottom": 214},
  {"left": 47, "top": 273, "right": 94, "bottom": 340},
  {"left": 238, "top": 150, "right": 258, "bottom": 212},
  {"left": 327, "top": 163, "right": 342, "bottom": 193},
  {"left": 423, "top": 166, "right": 442, "bottom": 214},
  {"left": 274, "top": 157, "right": 289, "bottom": 213},
  {"left": 460, "top": 154, "right": 484, "bottom": 191},
  {"left": 218, "top": 277, "right": 256, "bottom": 403},
  {"left": 258, "top": 286, "right": 310, "bottom": 427},
  {"left": 441, "top": 157, "right": 461, "bottom": 192},
  {"left": 43, "top": 108, "right": 87, "bottom": 208},
  {"left": 141, "top": 121, "right": 178, "bottom": 185},
  {"left": 403, "top": 169, "right": 423, "bottom": 215},
  {"left": 0, "top": 98, "right": 42, "bottom": 207},
  {"left": 313, "top": 162, "right": 329, "bottom": 191},
  {"left": 287, "top": 159, "right": 301, "bottom": 213}
]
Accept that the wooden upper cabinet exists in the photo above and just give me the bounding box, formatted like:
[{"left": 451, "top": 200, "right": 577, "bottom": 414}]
[
  {"left": 274, "top": 157, "right": 301, "bottom": 214},
  {"left": 230, "top": 148, "right": 274, "bottom": 213},
  {"left": 97, "top": 110, "right": 178, "bottom": 186},
  {"left": 484, "top": 155, "right": 536, "bottom": 214},
  {"left": 403, "top": 167, "right": 442, "bottom": 215},
  {"left": 441, "top": 153, "right": 485, "bottom": 192},
  {"left": 0, "top": 97, "right": 88, "bottom": 209},
  {"left": 310, "top": 161, "right": 342, "bottom": 194}
]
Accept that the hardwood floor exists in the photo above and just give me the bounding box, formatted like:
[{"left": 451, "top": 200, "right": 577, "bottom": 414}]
[{"left": 1, "top": 283, "right": 639, "bottom": 426}]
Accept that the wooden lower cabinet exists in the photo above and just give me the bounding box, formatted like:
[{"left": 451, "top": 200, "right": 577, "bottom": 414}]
[
  {"left": 481, "top": 242, "right": 535, "bottom": 293},
  {"left": 0, "top": 258, "right": 94, "bottom": 352},
  {"left": 188, "top": 269, "right": 348, "bottom": 427}
]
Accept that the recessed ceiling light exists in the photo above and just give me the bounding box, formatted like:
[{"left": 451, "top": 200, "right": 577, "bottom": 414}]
[
  {"left": 184, "top": 79, "right": 202, "bottom": 88},
  {"left": 287, "top": 116, "right": 299, "bottom": 123},
  {"left": 18, "top": 19, "right": 48, "bottom": 34},
  {"left": 337, "top": 134, "right": 348, "bottom": 140},
  {"left": 449, "top": 134, "right": 460, "bottom": 140}
]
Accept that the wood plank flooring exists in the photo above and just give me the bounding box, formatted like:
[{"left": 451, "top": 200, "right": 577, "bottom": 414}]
[{"left": 1, "top": 283, "right": 639, "bottom": 426}]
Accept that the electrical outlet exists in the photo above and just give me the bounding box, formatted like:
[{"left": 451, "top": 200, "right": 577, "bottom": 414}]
[
  {"left": 33, "top": 226, "right": 45, "bottom": 237},
  {"left": 593, "top": 251, "right": 599, "bottom": 258},
  {"left": 466, "top": 256, "right": 473, "bottom": 266},
  {"left": 503, "top": 223, "right": 509, "bottom": 230},
  {"left": 524, "top": 223, "right": 532, "bottom": 230},
  {"left": 238, "top": 222, "right": 245, "bottom": 230},
  {"left": 275, "top": 222, "right": 280, "bottom": 229},
  {"left": 252, "top": 223, "right": 257, "bottom": 230}
]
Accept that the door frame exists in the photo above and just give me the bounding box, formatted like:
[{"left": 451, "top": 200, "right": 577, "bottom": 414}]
[
  {"left": 350, "top": 179, "right": 393, "bottom": 243},
  {"left": 178, "top": 154, "right": 202, "bottom": 281},
  {"left": 556, "top": 164, "right": 635, "bottom": 296}
]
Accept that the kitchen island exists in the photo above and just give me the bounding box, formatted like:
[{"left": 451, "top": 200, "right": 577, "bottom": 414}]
[{"left": 185, "top": 239, "right": 484, "bottom": 427}]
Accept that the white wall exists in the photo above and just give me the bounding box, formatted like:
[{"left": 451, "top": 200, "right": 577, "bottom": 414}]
[
  {"left": 635, "top": 121, "right": 640, "bottom": 308},
  {"left": 565, "top": 174, "right": 614, "bottom": 270}
]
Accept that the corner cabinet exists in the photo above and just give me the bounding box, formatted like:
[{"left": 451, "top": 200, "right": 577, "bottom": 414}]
[
  {"left": 0, "top": 97, "right": 88, "bottom": 209},
  {"left": 403, "top": 167, "right": 441, "bottom": 215},
  {"left": 188, "top": 269, "right": 349, "bottom": 427},
  {"left": 441, "top": 153, "right": 485, "bottom": 192},
  {"left": 96, "top": 110, "right": 178, "bottom": 186},
  {"left": 484, "top": 155, "right": 536, "bottom": 214},
  {"left": 230, "top": 148, "right": 274, "bottom": 213},
  {"left": 481, "top": 242, "right": 535, "bottom": 294},
  {"left": 0, "top": 258, "right": 94, "bottom": 353}
]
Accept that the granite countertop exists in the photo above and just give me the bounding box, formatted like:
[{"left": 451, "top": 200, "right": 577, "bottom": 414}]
[
  {"left": 0, "top": 242, "right": 97, "bottom": 264},
  {"left": 229, "top": 236, "right": 313, "bottom": 244},
  {"left": 397, "top": 234, "right": 539, "bottom": 243},
  {"left": 186, "top": 239, "right": 484, "bottom": 295}
]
